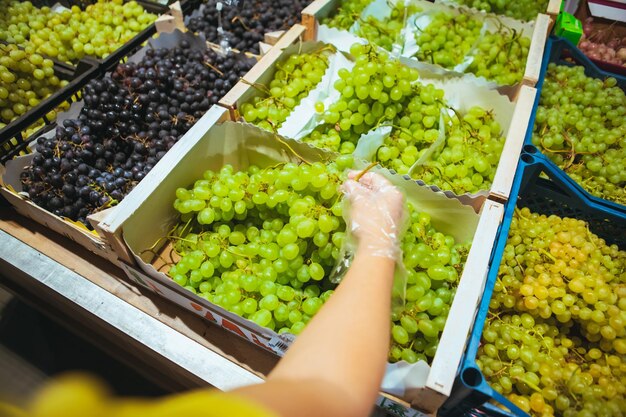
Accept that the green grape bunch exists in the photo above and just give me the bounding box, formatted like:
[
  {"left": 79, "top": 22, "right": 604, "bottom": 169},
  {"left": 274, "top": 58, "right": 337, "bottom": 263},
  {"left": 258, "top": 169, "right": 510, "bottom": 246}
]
[
  {"left": 450, "top": 0, "right": 549, "bottom": 22},
  {"left": 373, "top": 83, "right": 447, "bottom": 172},
  {"left": 322, "top": 0, "right": 374, "bottom": 30},
  {"left": 0, "top": 0, "right": 157, "bottom": 64},
  {"left": 241, "top": 46, "right": 333, "bottom": 132},
  {"left": 478, "top": 207, "right": 626, "bottom": 416},
  {"left": 0, "top": 44, "right": 68, "bottom": 124},
  {"left": 466, "top": 24, "right": 531, "bottom": 85},
  {"left": 409, "top": 106, "right": 505, "bottom": 194},
  {"left": 532, "top": 64, "right": 626, "bottom": 206},
  {"left": 413, "top": 12, "right": 483, "bottom": 69},
  {"left": 389, "top": 207, "right": 470, "bottom": 363},
  {"left": 166, "top": 158, "right": 355, "bottom": 335},
  {"left": 356, "top": 0, "right": 421, "bottom": 52},
  {"left": 305, "top": 43, "right": 420, "bottom": 153}
]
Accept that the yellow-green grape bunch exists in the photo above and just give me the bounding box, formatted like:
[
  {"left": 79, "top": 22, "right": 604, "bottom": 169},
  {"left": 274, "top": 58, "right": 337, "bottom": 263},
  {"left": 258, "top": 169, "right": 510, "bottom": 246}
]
[
  {"left": 241, "top": 47, "right": 332, "bottom": 132},
  {"left": 357, "top": 0, "right": 421, "bottom": 52},
  {"left": 0, "top": 44, "right": 68, "bottom": 124},
  {"left": 311, "top": 43, "right": 420, "bottom": 153},
  {"left": 414, "top": 12, "right": 482, "bottom": 69},
  {"left": 389, "top": 207, "right": 470, "bottom": 363},
  {"left": 374, "top": 83, "right": 447, "bottom": 173},
  {"left": 451, "top": 0, "right": 549, "bottom": 22},
  {"left": 532, "top": 64, "right": 626, "bottom": 206},
  {"left": 410, "top": 106, "right": 504, "bottom": 194},
  {"left": 322, "top": 0, "right": 373, "bottom": 30},
  {"left": 466, "top": 27, "right": 531, "bottom": 85},
  {"left": 478, "top": 208, "right": 626, "bottom": 416},
  {"left": 0, "top": 0, "right": 157, "bottom": 64}
]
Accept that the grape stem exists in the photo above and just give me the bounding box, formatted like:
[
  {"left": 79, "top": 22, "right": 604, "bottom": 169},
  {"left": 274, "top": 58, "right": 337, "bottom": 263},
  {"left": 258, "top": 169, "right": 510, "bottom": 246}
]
[
  {"left": 231, "top": 15, "right": 252, "bottom": 31},
  {"left": 204, "top": 60, "right": 225, "bottom": 77},
  {"left": 239, "top": 78, "right": 272, "bottom": 95},
  {"left": 513, "top": 376, "right": 542, "bottom": 393},
  {"left": 354, "top": 161, "right": 378, "bottom": 182},
  {"left": 268, "top": 128, "right": 312, "bottom": 166},
  {"left": 140, "top": 247, "right": 174, "bottom": 271},
  {"left": 538, "top": 248, "right": 556, "bottom": 263}
]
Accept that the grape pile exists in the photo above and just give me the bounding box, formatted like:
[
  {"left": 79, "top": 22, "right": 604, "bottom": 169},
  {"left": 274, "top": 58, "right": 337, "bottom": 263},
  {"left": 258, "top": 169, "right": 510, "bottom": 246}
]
[
  {"left": 322, "top": 0, "right": 373, "bottom": 30},
  {"left": 531, "top": 64, "right": 626, "bottom": 206},
  {"left": 356, "top": 0, "right": 421, "bottom": 52},
  {"left": 20, "top": 41, "right": 256, "bottom": 227},
  {"left": 466, "top": 26, "right": 531, "bottom": 85},
  {"left": 241, "top": 46, "right": 333, "bottom": 131},
  {"left": 477, "top": 208, "right": 626, "bottom": 416},
  {"left": 0, "top": 0, "right": 157, "bottom": 64},
  {"left": 450, "top": 0, "right": 549, "bottom": 22},
  {"left": 409, "top": 106, "right": 505, "bottom": 194},
  {"left": 164, "top": 158, "right": 471, "bottom": 360},
  {"left": 187, "top": 0, "right": 306, "bottom": 55},
  {"left": 166, "top": 158, "right": 353, "bottom": 334},
  {"left": 0, "top": 44, "right": 68, "bottom": 125},
  {"left": 414, "top": 12, "right": 482, "bottom": 69}
]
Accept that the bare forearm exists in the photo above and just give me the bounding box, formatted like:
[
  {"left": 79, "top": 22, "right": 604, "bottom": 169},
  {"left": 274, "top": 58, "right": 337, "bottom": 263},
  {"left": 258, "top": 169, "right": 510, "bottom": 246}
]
[{"left": 267, "top": 245, "right": 395, "bottom": 413}]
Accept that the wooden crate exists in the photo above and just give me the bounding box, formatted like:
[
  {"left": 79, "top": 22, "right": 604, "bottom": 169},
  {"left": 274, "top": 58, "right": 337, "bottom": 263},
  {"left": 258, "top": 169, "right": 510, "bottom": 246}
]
[
  {"left": 220, "top": 41, "right": 537, "bottom": 204},
  {"left": 0, "top": 133, "right": 119, "bottom": 262},
  {"left": 0, "top": 182, "right": 118, "bottom": 262},
  {"left": 488, "top": 85, "right": 537, "bottom": 203},
  {"left": 218, "top": 24, "right": 311, "bottom": 121},
  {"left": 521, "top": 13, "right": 552, "bottom": 88}
]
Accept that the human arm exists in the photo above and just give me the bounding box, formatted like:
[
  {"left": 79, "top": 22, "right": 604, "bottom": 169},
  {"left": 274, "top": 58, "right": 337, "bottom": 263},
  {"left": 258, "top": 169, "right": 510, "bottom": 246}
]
[{"left": 234, "top": 172, "right": 405, "bottom": 417}]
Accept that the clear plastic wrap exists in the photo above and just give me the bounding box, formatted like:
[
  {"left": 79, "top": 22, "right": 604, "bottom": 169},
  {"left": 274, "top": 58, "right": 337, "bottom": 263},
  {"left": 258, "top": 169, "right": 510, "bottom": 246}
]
[{"left": 332, "top": 170, "right": 408, "bottom": 311}]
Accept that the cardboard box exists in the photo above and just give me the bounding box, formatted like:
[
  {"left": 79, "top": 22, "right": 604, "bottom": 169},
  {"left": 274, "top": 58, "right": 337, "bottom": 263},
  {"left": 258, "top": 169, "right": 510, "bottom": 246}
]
[
  {"left": 99, "top": 105, "right": 505, "bottom": 414},
  {"left": 301, "top": 0, "right": 551, "bottom": 90}
]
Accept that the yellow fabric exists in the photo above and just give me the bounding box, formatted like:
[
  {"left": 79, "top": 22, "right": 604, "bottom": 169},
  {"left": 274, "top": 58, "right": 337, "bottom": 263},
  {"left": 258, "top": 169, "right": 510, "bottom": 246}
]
[{"left": 3, "top": 374, "right": 278, "bottom": 417}]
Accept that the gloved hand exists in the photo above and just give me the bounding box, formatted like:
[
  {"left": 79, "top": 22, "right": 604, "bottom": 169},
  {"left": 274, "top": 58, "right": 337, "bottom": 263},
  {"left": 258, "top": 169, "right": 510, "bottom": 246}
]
[{"left": 340, "top": 171, "right": 405, "bottom": 260}]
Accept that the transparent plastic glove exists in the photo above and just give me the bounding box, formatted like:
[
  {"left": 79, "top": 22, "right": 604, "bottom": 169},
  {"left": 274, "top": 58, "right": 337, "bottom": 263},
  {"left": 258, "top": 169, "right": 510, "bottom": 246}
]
[
  {"left": 341, "top": 171, "right": 405, "bottom": 259},
  {"left": 331, "top": 171, "right": 408, "bottom": 310}
]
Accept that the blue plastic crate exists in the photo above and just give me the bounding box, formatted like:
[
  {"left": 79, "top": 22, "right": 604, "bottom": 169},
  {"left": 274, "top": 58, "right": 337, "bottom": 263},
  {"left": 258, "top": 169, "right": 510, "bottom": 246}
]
[
  {"left": 439, "top": 152, "right": 626, "bottom": 417},
  {"left": 522, "top": 35, "right": 626, "bottom": 215}
]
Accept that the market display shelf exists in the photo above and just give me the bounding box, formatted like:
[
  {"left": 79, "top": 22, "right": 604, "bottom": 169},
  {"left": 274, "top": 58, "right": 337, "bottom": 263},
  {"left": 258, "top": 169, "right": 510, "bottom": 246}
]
[
  {"left": 0, "top": 30, "right": 259, "bottom": 264},
  {"left": 522, "top": 35, "right": 626, "bottom": 214},
  {"left": 0, "top": 58, "right": 99, "bottom": 164},
  {"left": 220, "top": 29, "right": 537, "bottom": 206},
  {"left": 438, "top": 152, "right": 626, "bottom": 417}
]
